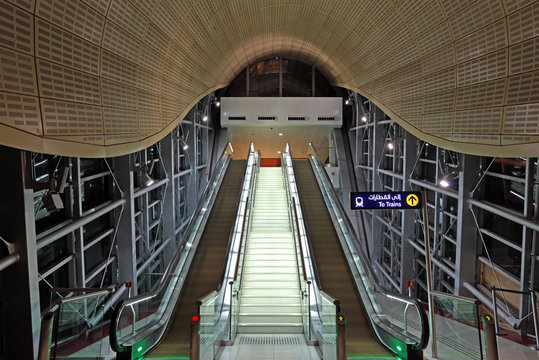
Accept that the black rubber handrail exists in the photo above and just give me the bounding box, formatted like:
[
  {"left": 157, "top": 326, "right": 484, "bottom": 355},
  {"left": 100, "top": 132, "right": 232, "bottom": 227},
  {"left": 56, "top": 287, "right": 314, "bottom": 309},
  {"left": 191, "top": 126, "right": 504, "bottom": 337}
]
[
  {"left": 288, "top": 149, "right": 323, "bottom": 291},
  {"left": 292, "top": 197, "right": 307, "bottom": 282}
]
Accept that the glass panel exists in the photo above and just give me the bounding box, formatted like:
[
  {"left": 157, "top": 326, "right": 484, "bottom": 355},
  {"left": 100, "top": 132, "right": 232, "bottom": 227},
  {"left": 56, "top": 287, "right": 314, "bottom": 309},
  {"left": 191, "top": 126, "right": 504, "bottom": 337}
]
[
  {"left": 199, "top": 291, "right": 216, "bottom": 360},
  {"left": 432, "top": 292, "right": 482, "bottom": 359},
  {"left": 249, "top": 58, "right": 279, "bottom": 97},
  {"left": 52, "top": 292, "right": 110, "bottom": 358},
  {"left": 321, "top": 291, "right": 337, "bottom": 360}
]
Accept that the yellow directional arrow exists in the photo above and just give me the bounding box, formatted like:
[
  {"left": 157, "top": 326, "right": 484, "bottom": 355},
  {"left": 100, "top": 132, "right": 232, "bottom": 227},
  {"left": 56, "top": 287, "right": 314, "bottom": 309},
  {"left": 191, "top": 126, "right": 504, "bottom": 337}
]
[{"left": 406, "top": 194, "right": 419, "bottom": 207}]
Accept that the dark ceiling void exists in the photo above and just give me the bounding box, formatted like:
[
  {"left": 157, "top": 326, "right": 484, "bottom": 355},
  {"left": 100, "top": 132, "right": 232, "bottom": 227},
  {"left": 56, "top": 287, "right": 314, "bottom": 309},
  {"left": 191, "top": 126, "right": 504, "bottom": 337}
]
[{"left": 223, "top": 57, "right": 338, "bottom": 98}]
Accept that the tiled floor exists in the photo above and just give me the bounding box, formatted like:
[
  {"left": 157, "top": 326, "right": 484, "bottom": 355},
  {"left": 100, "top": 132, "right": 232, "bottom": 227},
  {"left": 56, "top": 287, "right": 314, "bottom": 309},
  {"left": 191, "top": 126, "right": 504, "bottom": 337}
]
[
  {"left": 71, "top": 319, "right": 539, "bottom": 359},
  {"left": 216, "top": 334, "right": 321, "bottom": 360},
  {"left": 215, "top": 329, "right": 539, "bottom": 360}
]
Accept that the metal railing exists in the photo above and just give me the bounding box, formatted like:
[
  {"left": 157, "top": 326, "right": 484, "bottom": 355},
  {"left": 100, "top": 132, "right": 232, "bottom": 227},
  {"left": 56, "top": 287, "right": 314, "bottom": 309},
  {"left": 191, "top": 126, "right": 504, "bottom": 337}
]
[
  {"left": 431, "top": 290, "right": 484, "bottom": 359},
  {"left": 39, "top": 287, "right": 115, "bottom": 359},
  {"left": 306, "top": 143, "right": 429, "bottom": 358},
  {"left": 490, "top": 287, "right": 539, "bottom": 349}
]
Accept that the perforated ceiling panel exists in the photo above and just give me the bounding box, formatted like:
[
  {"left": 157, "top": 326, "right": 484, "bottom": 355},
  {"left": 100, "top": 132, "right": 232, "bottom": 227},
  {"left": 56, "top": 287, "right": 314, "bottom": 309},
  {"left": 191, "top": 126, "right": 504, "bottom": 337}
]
[{"left": 0, "top": 0, "right": 538, "bottom": 157}]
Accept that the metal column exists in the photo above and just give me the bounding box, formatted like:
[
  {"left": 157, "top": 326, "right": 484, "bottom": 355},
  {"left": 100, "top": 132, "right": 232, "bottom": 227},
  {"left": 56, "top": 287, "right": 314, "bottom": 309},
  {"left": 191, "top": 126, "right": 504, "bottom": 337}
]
[
  {"left": 0, "top": 146, "right": 41, "bottom": 359},
  {"left": 114, "top": 154, "right": 138, "bottom": 295}
]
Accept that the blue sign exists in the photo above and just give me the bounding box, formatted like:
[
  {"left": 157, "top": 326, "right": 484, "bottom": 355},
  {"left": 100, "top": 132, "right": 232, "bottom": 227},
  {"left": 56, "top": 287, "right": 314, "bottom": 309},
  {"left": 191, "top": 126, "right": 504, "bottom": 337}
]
[{"left": 351, "top": 192, "right": 421, "bottom": 210}]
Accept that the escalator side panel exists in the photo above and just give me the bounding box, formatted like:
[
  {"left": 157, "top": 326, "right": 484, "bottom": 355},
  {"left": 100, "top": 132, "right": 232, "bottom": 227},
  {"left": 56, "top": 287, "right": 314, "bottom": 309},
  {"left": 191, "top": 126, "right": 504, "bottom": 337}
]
[
  {"left": 294, "top": 160, "right": 394, "bottom": 358},
  {"left": 144, "top": 160, "right": 246, "bottom": 358}
]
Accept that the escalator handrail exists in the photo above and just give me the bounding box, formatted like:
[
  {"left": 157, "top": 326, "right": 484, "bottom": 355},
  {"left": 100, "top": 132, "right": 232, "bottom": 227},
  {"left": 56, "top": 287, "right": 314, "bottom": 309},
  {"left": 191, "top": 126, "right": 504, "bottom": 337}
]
[
  {"left": 216, "top": 143, "right": 255, "bottom": 292},
  {"left": 307, "top": 144, "right": 429, "bottom": 350},
  {"left": 110, "top": 144, "right": 233, "bottom": 353},
  {"left": 287, "top": 149, "right": 323, "bottom": 291},
  {"left": 292, "top": 197, "right": 307, "bottom": 282},
  {"left": 234, "top": 152, "right": 260, "bottom": 296}
]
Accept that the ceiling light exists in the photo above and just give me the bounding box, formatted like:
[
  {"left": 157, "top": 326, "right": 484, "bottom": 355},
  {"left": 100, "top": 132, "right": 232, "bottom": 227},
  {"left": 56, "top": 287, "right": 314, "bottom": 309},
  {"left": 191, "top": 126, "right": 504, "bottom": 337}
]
[
  {"left": 387, "top": 142, "right": 395, "bottom": 150},
  {"left": 143, "top": 172, "right": 155, "bottom": 187},
  {"left": 180, "top": 139, "right": 189, "bottom": 150},
  {"left": 345, "top": 99, "right": 350, "bottom": 105},
  {"left": 361, "top": 116, "right": 368, "bottom": 122},
  {"left": 215, "top": 101, "right": 220, "bottom": 107},
  {"left": 202, "top": 115, "right": 208, "bottom": 122},
  {"left": 439, "top": 174, "right": 452, "bottom": 188},
  {"left": 277, "top": 151, "right": 281, "bottom": 154},
  {"left": 278, "top": 133, "right": 283, "bottom": 136}
]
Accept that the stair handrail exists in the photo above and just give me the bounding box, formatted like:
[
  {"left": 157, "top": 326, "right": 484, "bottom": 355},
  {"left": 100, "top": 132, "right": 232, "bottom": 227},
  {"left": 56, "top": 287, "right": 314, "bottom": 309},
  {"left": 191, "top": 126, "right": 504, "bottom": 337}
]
[
  {"left": 307, "top": 143, "right": 429, "bottom": 355},
  {"left": 292, "top": 198, "right": 308, "bottom": 283},
  {"left": 109, "top": 143, "right": 233, "bottom": 354}
]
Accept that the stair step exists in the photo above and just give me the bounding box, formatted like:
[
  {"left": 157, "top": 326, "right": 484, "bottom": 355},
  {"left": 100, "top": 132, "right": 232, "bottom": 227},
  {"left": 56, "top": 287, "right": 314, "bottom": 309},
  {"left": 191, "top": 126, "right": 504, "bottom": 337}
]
[
  {"left": 240, "top": 304, "right": 302, "bottom": 312},
  {"left": 240, "top": 295, "right": 301, "bottom": 305},
  {"left": 243, "top": 273, "right": 299, "bottom": 281},
  {"left": 236, "top": 324, "right": 303, "bottom": 334},
  {"left": 242, "top": 287, "right": 299, "bottom": 296},
  {"left": 238, "top": 314, "right": 303, "bottom": 323},
  {"left": 241, "top": 282, "right": 299, "bottom": 290},
  {"left": 244, "top": 260, "right": 297, "bottom": 268},
  {"left": 245, "top": 246, "right": 294, "bottom": 252},
  {"left": 242, "top": 267, "right": 297, "bottom": 274},
  {"left": 244, "top": 254, "right": 296, "bottom": 261}
]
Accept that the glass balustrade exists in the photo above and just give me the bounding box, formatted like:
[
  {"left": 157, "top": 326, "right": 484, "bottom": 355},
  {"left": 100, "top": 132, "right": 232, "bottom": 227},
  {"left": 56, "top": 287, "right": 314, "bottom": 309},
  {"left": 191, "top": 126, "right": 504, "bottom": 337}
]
[{"left": 50, "top": 289, "right": 113, "bottom": 358}]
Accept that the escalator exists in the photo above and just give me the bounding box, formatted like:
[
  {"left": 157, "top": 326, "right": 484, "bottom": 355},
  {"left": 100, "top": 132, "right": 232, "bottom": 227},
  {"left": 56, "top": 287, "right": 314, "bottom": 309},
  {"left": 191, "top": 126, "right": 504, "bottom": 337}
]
[
  {"left": 144, "top": 159, "right": 246, "bottom": 358},
  {"left": 294, "top": 159, "right": 395, "bottom": 358},
  {"left": 110, "top": 156, "right": 247, "bottom": 359}
]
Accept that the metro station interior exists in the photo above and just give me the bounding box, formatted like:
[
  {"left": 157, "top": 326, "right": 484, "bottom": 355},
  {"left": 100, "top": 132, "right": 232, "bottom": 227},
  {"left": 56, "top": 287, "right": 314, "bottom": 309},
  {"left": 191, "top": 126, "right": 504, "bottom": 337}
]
[{"left": 0, "top": 1, "right": 538, "bottom": 359}]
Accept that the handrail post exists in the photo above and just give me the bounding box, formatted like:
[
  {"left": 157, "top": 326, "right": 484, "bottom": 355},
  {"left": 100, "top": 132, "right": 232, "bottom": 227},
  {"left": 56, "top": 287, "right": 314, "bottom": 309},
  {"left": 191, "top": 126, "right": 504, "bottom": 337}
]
[
  {"left": 421, "top": 190, "right": 437, "bottom": 357},
  {"left": 307, "top": 280, "right": 312, "bottom": 341},
  {"left": 336, "top": 311, "right": 346, "bottom": 360},
  {"left": 126, "top": 282, "right": 136, "bottom": 334},
  {"left": 530, "top": 290, "right": 539, "bottom": 350},
  {"left": 491, "top": 286, "right": 501, "bottom": 335},
  {"left": 229, "top": 280, "right": 234, "bottom": 342},
  {"left": 403, "top": 286, "right": 412, "bottom": 333},
  {"left": 482, "top": 315, "right": 499, "bottom": 360},
  {"left": 38, "top": 312, "right": 54, "bottom": 360},
  {"left": 190, "top": 304, "right": 201, "bottom": 360}
]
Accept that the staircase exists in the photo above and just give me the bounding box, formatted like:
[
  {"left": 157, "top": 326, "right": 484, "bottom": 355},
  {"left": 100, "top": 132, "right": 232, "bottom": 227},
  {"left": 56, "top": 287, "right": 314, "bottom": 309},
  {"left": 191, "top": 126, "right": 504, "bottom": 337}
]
[{"left": 237, "top": 167, "right": 303, "bottom": 334}]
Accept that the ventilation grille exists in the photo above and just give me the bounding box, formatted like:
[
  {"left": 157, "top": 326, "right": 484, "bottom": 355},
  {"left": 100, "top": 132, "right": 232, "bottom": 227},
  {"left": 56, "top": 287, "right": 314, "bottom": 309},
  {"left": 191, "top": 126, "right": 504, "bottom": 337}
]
[
  {"left": 288, "top": 116, "right": 305, "bottom": 121},
  {"left": 239, "top": 336, "right": 301, "bottom": 346},
  {"left": 258, "top": 116, "right": 276, "bottom": 121},
  {"left": 228, "top": 116, "right": 246, "bottom": 121},
  {"left": 318, "top": 116, "right": 335, "bottom": 121}
]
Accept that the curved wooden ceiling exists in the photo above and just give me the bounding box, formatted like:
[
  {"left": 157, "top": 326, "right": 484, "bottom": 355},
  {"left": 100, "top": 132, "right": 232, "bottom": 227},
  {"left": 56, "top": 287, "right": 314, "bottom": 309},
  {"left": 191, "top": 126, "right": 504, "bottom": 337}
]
[{"left": 0, "top": 0, "right": 538, "bottom": 157}]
